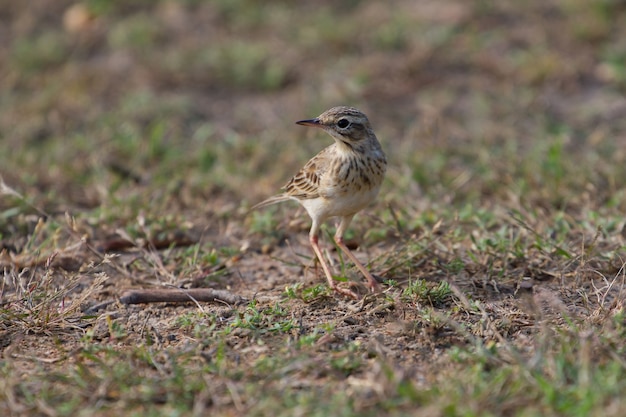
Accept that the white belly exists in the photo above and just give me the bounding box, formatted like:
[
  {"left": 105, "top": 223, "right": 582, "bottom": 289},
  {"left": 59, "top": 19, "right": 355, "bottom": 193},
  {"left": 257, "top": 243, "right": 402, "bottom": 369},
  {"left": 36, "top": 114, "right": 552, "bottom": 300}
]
[{"left": 299, "top": 185, "right": 381, "bottom": 221}]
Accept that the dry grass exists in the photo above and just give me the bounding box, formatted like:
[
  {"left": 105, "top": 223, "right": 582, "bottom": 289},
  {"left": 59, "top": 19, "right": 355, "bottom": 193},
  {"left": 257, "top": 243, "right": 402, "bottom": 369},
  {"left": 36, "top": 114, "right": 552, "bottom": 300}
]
[{"left": 2, "top": 0, "right": 626, "bottom": 415}]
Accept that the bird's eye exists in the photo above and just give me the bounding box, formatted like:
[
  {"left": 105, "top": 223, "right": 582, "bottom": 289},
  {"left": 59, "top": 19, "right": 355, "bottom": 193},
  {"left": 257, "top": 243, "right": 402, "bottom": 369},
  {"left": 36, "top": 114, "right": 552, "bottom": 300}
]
[{"left": 337, "top": 119, "right": 350, "bottom": 129}]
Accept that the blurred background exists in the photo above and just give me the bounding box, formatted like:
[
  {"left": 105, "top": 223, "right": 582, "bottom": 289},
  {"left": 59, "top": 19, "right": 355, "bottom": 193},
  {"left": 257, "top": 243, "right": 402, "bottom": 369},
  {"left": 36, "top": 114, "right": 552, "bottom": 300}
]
[{"left": 1, "top": 0, "right": 626, "bottom": 230}]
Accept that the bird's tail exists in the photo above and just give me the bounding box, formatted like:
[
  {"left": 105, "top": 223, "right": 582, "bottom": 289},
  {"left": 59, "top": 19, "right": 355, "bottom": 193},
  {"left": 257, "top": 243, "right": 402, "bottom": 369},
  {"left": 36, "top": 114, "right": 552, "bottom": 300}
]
[{"left": 250, "top": 194, "right": 292, "bottom": 212}]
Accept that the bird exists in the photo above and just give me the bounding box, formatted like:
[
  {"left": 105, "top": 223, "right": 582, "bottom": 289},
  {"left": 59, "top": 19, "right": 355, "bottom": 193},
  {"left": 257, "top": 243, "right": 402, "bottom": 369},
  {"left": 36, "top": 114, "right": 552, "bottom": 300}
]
[{"left": 252, "top": 106, "right": 387, "bottom": 299}]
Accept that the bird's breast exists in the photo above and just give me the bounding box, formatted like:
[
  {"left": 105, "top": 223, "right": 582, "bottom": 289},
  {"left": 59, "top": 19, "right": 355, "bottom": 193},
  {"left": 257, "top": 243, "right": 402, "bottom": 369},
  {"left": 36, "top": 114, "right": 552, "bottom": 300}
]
[
  {"left": 304, "top": 153, "right": 385, "bottom": 218},
  {"left": 326, "top": 153, "right": 386, "bottom": 192}
]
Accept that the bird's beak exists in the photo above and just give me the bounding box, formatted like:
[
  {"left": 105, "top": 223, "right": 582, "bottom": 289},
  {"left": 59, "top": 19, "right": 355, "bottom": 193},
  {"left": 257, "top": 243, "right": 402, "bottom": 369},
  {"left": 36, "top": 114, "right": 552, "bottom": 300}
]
[{"left": 296, "top": 118, "right": 321, "bottom": 128}]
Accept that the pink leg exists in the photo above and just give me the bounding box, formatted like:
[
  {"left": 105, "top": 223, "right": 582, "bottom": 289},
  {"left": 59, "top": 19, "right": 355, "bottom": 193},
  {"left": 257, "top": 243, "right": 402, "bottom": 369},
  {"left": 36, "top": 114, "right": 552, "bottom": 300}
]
[
  {"left": 309, "top": 231, "right": 359, "bottom": 300},
  {"left": 334, "top": 216, "right": 380, "bottom": 293}
]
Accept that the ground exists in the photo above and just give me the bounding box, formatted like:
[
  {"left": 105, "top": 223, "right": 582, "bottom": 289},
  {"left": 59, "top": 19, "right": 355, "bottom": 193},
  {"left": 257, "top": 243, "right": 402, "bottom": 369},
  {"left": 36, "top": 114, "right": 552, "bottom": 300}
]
[{"left": 2, "top": 1, "right": 626, "bottom": 416}]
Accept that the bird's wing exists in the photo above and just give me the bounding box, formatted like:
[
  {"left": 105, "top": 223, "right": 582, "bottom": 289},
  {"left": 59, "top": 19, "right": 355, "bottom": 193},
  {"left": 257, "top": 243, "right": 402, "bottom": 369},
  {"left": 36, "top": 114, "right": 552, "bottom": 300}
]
[{"left": 283, "top": 146, "right": 331, "bottom": 200}]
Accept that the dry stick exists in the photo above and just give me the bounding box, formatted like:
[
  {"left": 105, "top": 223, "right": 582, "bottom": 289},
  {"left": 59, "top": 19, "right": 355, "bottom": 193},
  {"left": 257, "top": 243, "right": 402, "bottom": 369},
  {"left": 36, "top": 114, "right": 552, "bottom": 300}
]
[
  {"left": 120, "top": 288, "right": 245, "bottom": 305},
  {"left": 84, "top": 289, "right": 246, "bottom": 314}
]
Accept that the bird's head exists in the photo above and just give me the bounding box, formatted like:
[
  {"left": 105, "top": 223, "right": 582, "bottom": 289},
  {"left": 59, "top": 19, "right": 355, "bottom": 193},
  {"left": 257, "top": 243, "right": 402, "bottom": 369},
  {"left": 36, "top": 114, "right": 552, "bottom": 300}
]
[{"left": 296, "top": 106, "right": 373, "bottom": 146}]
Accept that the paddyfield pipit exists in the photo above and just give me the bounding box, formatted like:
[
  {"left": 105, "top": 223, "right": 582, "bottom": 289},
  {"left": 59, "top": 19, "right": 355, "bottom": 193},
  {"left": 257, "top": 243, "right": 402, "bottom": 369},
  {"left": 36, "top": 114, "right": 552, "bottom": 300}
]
[{"left": 252, "top": 106, "right": 387, "bottom": 299}]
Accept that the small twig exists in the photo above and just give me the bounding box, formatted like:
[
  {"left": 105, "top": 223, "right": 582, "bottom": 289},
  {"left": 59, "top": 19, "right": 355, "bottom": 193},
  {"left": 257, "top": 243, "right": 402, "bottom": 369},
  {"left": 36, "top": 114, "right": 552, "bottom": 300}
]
[
  {"left": 119, "top": 288, "right": 246, "bottom": 305},
  {"left": 83, "top": 289, "right": 247, "bottom": 314},
  {"left": 96, "top": 233, "right": 198, "bottom": 253}
]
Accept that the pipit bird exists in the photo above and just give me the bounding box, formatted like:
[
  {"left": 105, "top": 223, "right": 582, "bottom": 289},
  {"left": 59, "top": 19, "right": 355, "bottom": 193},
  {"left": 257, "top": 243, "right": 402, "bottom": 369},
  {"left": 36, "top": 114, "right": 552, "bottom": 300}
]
[{"left": 252, "top": 106, "right": 387, "bottom": 299}]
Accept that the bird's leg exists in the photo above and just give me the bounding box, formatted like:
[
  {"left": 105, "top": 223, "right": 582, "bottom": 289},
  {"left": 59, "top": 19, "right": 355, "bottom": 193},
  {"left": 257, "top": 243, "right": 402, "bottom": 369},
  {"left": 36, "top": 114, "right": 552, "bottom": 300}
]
[
  {"left": 334, "top": 216, "right": 381, "bottom": 293},
  {"left": 309, "top": 225, "right": 359, "bottom": 300}
]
